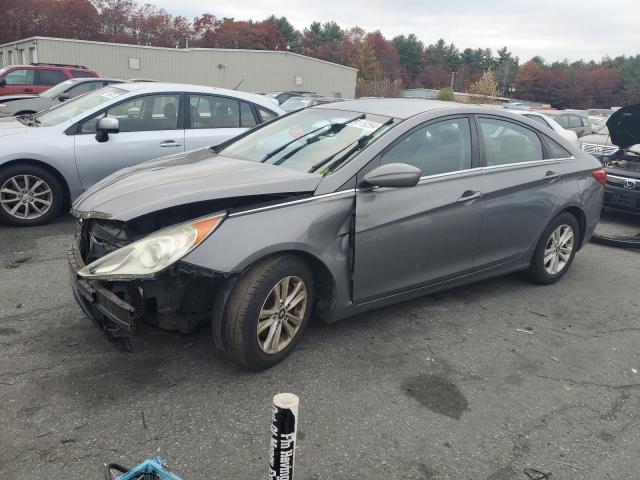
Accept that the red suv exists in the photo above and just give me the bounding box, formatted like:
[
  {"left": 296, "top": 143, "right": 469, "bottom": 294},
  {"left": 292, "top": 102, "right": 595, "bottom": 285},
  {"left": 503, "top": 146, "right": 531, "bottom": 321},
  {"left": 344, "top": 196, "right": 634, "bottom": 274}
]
[{"left": 0, "top": 63, "right": 99, "bottom": 97}]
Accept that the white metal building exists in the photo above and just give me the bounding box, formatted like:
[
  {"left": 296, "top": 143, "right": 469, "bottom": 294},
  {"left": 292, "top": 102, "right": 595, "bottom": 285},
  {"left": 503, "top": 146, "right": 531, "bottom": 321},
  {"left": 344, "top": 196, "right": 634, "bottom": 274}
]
[{"left": 0, "top": 37, "right": 357, "bottom": 98}]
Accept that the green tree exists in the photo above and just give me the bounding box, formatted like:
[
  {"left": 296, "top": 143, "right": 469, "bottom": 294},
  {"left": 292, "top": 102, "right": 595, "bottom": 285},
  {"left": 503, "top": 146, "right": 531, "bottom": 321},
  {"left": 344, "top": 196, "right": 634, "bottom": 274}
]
[
  {"left": 265, "top": 15, "right": 300, "bottom": 52},
  {"left": 437, "top": 87, "right": 454, "bottom": 101},
  {"left": 619, "top": 55, "right": 640, "bottom": 103},
  {"left": 392, "top": 33, "right": 424, "bottom": 74},
  {"left": 494, "top": 46, "right": 519, "bottom": 92}
]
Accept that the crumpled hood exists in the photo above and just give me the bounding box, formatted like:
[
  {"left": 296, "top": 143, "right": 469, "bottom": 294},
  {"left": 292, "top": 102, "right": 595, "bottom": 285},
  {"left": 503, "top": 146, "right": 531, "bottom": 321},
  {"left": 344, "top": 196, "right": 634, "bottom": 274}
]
[
  {"left": 607, "top": 104, "right": 640, "bottom": 149},
  {"left": 0, "top": 116, "right": 31, "bottom": 138},
  {"left": 72, "top": 148, "right": 322, "bottom": 221}
]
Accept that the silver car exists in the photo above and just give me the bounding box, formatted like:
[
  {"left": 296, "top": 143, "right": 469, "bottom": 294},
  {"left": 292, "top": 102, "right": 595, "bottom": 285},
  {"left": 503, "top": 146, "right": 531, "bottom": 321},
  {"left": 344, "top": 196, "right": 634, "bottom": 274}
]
[
  {"left": 69, "top": 99, "right": 605, "bottom": 369},
  {"left": 0, "top": 83, "right": 284, "bottom": 226}
]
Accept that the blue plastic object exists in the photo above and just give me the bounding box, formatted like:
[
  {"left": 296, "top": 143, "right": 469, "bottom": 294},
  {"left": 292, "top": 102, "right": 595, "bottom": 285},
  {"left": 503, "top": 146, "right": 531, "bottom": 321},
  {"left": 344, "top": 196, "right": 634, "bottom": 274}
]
[{"left": 105, "top": 456, "right": 183, "bottom": 480}]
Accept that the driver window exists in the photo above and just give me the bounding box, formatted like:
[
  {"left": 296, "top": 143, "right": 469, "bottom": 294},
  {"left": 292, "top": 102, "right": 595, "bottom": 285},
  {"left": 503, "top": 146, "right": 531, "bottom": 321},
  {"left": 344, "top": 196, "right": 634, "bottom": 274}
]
[
  {"left": 81, "top": 94, "right": 180, "bottom": 133},
  {"left": 381, "top": 117, "right": 472, "bottom": 176}
]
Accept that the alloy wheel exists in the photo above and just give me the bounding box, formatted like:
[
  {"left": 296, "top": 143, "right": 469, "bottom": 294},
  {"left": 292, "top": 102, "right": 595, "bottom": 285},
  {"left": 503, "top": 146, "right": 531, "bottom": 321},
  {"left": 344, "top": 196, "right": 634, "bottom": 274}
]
[
  {"left": 257, "top": 275, "right": 307, "bottom": 354},
  {"left": 543, "top": 224, "right": 574, "bottom": 275},
  {"left": 0, "top": 174, "right": 53, "bottom": 220}
]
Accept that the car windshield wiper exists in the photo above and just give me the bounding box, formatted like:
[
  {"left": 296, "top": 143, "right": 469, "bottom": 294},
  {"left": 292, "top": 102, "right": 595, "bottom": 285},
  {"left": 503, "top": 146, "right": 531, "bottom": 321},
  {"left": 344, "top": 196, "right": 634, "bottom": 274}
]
[
  {"left": 260, "top": 113, "right": 366, "bottom": 163},
  {"left": 308, "top": 118, "right": 394, "bottom": 174}
]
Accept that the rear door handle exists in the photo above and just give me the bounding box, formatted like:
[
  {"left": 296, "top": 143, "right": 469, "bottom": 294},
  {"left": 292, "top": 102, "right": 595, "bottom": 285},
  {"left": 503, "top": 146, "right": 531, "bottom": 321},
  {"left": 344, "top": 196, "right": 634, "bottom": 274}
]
[
  {"left": 543, "top": 171, "right": 561, "bottom": 182},
  {"left": 457, "top": 190, "right": 483, "bottom": 203},
  {"left": 160, "top": 140, "right": 181, "bottom": 148}
]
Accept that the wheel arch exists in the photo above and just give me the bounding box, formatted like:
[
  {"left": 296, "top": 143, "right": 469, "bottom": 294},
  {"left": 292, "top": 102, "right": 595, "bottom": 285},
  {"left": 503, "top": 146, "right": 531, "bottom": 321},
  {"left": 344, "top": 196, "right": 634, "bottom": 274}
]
[
  {"left": 239, "top": 249, "right": 338, "bottom": 321},
  {"left": 559, "top": 205, "right": 587, "bottom": 250},
  {"left": 0, "top": 158, "right": 72, "bottom": 208},
  {"left": 15, "top": 111, "right": 37, "bottom": 116}
]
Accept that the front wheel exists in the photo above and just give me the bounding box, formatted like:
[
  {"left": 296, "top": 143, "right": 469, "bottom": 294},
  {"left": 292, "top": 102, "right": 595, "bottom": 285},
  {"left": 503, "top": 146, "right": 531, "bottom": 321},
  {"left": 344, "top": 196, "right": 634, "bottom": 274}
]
[
  {"left": 0, "top": 164, "right": 63, "bottom": 226},
  {"left": 220, "top": 255, "right": 315, "bottom": 370},
  {"left": 527, "top": 212, "right": 579, "bottom": 284}
]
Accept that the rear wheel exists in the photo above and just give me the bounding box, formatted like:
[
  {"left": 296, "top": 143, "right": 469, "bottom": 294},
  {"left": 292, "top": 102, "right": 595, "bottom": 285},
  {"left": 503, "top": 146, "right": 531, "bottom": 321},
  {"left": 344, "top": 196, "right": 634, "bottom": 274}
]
[
  {"left": 220, "top": 255, "right": 315, "bottom": 370},
  {"left": 527, "top": 212, "right": 579, "bottom": 284},
  {"left": 0, "top": 164, "right": 63, "bottom": 226}
]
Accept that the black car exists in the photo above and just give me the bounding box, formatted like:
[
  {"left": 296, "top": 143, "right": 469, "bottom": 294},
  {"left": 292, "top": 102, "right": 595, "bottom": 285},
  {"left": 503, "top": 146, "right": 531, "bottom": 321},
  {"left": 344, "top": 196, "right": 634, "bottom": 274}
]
[
  {"left": 0, "top": 78, "right": 123, "bottom": 117},
  {"left": 600, "top": 104, "right": 640, "bottom": 213}
]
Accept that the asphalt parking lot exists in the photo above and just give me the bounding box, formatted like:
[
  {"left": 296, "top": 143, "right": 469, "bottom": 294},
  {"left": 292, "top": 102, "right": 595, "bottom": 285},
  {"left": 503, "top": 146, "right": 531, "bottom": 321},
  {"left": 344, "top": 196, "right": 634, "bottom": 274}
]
[{"left": 0, "top": 216, "right": 639, "bottom": 480}]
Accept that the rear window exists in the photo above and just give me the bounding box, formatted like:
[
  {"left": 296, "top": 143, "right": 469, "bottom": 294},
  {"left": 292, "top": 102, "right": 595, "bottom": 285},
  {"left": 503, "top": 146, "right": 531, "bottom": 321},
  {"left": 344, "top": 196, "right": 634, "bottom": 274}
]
[
  {"left": 70, "top": 70, "right": 95, "bottom": 78},
  {"left": 545, "top": 137, "right": 572, "bottom": 159},
  {"left": 258, "top": 106, "right": 278, "bottom": 122}
]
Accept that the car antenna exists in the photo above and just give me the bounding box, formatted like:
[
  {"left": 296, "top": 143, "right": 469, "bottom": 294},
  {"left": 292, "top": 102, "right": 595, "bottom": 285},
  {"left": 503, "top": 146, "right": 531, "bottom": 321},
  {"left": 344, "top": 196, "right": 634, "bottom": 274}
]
[{"left": 233, "top": 78, "right": 244, "bottom": 90}]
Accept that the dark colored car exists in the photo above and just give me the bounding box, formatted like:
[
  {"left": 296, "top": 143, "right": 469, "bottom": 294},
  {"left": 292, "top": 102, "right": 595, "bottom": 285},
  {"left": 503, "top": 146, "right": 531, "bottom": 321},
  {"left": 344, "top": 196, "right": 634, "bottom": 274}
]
[
  {"left": 266, "top": 91, "right": 316, "bottom": 105},
  {"left": 68, "top": 99, "right": 605, "bottom": 369},
  {"left": 280, "top": 95, "right": 344, "bottom": 112},
  {"left": 598, "top": 104, "right": 640, "bottom": 213},
  {"left": 0, "top": 63, "right": 98, "bottom": 96},
  {"left": 0, "top": 78, "right": 123, "bottom": 117}
]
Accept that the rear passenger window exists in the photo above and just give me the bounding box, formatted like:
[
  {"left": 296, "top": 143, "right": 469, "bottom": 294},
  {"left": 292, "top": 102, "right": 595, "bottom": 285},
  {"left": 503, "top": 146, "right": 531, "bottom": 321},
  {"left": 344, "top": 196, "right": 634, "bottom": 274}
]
[
  {"left": 37, "top": 70, "right": 67, "bottom": 86},
  {"left": 556, "top": 115, "right": 569, "bottom": 128},
  {"left": 567, "top": 115, "right": 582, "bottom": 128},
  {"left": 70, "top": 70, "right": 95, "bottom": 78},
  {"left": 545, "top": 137, "right": 572, "bottom": 158},
  {"left": 381, "top": 117, "right": 472, "bottom": 176},
  {"left": 189, "top": 95, "right": 244, "bottom": 128},
  {"left": 240, "top": 102, "right": 257, "bottom": 127},
  {"left": 478, "top": 118, "right": 543, "bottom": 166}
]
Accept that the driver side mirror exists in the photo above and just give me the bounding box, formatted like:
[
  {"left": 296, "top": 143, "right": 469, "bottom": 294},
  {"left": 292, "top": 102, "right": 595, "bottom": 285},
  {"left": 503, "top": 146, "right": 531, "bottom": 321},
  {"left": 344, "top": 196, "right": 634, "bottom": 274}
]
[
  {"left": 0, "top": 78, "right": 6, "bottom": 87},
  {"left": 95, "top": 117, "right": 119, "bottom": 143},
  {"left": 57, "top": 93, "right": 71, "bottom": 102},
  {"left": 360, "top": 163, "right": 422, "bottom": 189}
]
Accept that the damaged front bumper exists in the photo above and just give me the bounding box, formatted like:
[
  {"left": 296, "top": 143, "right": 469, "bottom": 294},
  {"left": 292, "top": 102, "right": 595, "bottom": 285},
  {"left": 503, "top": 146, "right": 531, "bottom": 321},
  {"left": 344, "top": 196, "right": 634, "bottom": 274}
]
[{"left": 68, "top": 242, "right": 141, "bottom": 347}]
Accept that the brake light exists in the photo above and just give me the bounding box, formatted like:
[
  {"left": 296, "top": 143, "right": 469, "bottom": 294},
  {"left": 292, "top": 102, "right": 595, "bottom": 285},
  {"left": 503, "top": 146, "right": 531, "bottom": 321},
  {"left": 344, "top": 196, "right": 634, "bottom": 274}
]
[{"left": 592, "top": 169, "right": 607, "bottom": 186}]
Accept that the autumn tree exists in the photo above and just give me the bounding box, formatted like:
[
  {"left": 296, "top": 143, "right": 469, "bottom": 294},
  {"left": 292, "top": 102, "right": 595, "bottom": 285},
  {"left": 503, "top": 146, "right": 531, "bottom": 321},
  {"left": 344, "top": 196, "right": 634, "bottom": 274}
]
[
  {"left": 515, "top": 60, "right": 547, "bottom": 100},
  {"left": 468, "top": 69, "right": 501, "bottom": 98}
]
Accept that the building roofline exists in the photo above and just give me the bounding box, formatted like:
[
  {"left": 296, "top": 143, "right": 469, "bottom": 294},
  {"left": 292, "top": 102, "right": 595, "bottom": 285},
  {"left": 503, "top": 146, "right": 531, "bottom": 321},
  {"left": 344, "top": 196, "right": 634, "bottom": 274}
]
[{"left": 0, "top": 36, "right": 358, "bottom": 72}]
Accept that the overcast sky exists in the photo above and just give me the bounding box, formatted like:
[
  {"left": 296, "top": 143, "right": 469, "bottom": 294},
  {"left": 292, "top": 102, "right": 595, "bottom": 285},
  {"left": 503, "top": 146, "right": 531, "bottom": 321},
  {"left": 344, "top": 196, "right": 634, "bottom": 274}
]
[{"left": 149, "top": 0, "right": 638, "bottom": 62}]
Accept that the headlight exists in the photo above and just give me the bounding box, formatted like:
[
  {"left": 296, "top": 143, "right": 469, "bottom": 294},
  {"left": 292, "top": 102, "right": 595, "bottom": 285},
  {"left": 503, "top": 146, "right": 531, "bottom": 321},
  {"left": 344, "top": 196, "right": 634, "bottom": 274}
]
[
  {"left": 78, "top": 213, "right": 225, "bottom": 279},
  {"left": 0, "top": 104, "right": 7, "bottom": 111}
]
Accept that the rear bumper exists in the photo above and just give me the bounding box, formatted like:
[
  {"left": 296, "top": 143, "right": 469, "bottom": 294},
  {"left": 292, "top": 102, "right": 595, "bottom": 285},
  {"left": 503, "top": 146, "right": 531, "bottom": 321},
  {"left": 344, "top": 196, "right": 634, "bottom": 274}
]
[{"left": 68, "top": 243, "right": 140, "bottom": 344}]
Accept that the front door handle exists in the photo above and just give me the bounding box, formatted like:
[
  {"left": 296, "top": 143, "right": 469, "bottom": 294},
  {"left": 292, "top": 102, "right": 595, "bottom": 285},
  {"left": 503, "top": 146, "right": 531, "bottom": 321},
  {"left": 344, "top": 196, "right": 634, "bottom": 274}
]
[
  {"left": 160, "top": 140, "right": 181, "bottom": 148},
  {"left": 457, "top": 190, "right": 483, "bottom": 203},
  {"left": 543, "top": 171, "right": 561, "bottom": 182}
]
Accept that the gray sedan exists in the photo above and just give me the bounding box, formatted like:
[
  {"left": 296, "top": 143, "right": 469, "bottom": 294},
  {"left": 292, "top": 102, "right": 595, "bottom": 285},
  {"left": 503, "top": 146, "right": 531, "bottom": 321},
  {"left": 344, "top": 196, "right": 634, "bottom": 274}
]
[
  {"left": 0, "top": 78, "right": 124, "bottom": 117},
  {"left": 69, "top": 99, "right": 605, "bottom": 369}
]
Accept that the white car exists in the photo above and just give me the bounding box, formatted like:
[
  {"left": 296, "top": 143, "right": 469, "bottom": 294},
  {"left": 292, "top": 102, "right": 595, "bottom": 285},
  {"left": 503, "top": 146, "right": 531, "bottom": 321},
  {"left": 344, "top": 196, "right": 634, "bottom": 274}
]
[
  {"left": 0, "top": 82, "right": 284, "bottom": 225},
  {"left": 510, "top": 110, "right": 579, "bottom": 146}
]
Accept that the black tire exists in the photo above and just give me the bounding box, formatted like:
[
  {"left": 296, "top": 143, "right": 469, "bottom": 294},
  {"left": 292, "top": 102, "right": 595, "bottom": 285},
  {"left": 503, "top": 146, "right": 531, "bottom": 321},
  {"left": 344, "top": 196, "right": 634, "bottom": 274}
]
[
  {"left": 527, "top": 212, "right": 580, "bottom": 285},
  {"left": 220, "top": 254, "right": 315, "bottom": 370},
  {"left": 0, "top": 164, "right": 64, "bottom": 226}
]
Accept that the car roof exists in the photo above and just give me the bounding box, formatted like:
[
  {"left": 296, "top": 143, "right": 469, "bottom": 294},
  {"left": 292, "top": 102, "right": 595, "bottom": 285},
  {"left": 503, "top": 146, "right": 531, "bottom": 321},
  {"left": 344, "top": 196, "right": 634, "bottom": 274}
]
[
  {"left": 113, "top": 82, "right": 285, "bottom": 112},
  {"left": 318, "top": 98, "right": 466, "bottom": 119}
]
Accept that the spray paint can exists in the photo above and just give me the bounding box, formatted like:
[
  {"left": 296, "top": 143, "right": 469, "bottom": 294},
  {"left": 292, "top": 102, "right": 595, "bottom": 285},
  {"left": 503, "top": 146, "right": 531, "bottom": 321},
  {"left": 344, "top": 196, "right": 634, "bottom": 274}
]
[{"left": 269, "top": 393, "right": 299, "bottom": 480}]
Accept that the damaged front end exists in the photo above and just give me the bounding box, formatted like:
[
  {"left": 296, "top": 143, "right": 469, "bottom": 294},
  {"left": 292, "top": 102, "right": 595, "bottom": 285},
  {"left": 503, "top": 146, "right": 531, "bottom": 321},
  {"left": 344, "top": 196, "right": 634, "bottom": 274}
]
[
  {"left": 68, "top": 194, "right": 308, "bottom": 349},
  {"left": 69, "top": 215, "right": 225, "bottom": 348}
]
